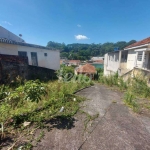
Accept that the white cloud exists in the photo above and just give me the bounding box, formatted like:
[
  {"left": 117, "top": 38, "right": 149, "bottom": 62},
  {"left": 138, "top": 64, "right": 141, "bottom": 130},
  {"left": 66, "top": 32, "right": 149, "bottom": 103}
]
[
  {"left": 75, "top": 34, "right": 89, "bottom": 40},
  {"left": 77, "top": 24, "right": 81, "bottom": 27},
  {"left": 2, "top": 21, "right": 12, "bottom": 26}
]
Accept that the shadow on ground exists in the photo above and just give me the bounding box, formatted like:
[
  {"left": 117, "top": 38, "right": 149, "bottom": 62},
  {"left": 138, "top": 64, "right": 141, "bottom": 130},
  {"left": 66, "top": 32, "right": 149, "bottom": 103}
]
[
  {"left": 46, "top": 116, "right": 76, "bottom": 130},
  {"left": 0, "top": 135, "right": 14, "bottom": 149}
]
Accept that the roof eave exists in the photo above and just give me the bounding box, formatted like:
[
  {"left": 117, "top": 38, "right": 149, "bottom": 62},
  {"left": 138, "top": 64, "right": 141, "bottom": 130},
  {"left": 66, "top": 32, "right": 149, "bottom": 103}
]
[{"left": 124, "top": 43, "right": 149, "bottom": 50}]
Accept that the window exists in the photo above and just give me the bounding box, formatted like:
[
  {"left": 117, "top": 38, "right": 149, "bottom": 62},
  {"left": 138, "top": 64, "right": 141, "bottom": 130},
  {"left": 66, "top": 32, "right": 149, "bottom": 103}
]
[
  {"left": 18, "top": 51, "right": 27, "bottom": 57},
  {"left": 124, "top": 55, "right": 127, "bottom": 61},
  {"left": 111, "top": 55, "right": 114, "bottom": 61},
  {"left": 44, "top": 53, "right": 47, "bottom": 56},
  {"left": 137, "top": 53, "right": 146, "bottom": 61},
  {"left": 137, "top": 53, "right": 142, "bottom": 61}
]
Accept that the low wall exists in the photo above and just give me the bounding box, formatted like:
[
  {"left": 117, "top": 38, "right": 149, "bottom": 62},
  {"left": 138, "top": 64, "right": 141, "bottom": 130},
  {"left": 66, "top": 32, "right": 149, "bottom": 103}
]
[
  {"left": 28, "top": 65, "right": 57, "bottom": 81},
  {"left": 122, "top": 67, "right": 150, "bottom": 85},
  {"left": 0, "top": 54, "right": 57, "bottom": 84},
  {"left": 0, "top": 54, "right": 28, "bottom": 83}
]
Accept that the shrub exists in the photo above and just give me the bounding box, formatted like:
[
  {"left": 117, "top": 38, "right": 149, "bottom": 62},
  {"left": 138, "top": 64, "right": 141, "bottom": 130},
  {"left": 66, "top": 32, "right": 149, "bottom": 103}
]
[
  {"left": 74, "top": 74, "right": 91, "bottom": 84},
  {"left": 99, "top": 72, "right": 119, "bottom": 87},
  {"left": 0, "top": 85, "right": 9, "bottom": 100},
  {"left": 23, "top": 80, "right": 47, "bottom": 103},
  {"left": 131, "top": 76, "right": 150, "bottom": 98},
  {"left": 56, "top": 66, "right": 74, "bottom": 81}
]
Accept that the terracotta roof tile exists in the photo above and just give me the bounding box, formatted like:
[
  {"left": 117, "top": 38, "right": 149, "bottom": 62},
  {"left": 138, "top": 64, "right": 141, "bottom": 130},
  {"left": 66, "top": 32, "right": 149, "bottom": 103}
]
[
  {"left": 77, "top": 63, "right": 96, "bottom": 73},
  {"left": 125, "top": 37, "right": 150, "bottom": 49}
]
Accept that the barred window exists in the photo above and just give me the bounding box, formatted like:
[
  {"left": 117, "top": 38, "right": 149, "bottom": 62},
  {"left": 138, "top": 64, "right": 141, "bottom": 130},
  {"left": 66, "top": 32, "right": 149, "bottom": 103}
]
[
  {"left": 137, "top": 53, "right": 146, "bottom": 61},
  {"left": 137, "top": 53, "right": 142, "bottom": 61}
]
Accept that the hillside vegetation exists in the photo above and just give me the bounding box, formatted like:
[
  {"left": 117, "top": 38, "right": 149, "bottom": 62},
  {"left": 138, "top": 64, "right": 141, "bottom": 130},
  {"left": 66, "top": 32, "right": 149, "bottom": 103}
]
[{"left": 47, "top": 40, "right": 136, "bottom": 60}]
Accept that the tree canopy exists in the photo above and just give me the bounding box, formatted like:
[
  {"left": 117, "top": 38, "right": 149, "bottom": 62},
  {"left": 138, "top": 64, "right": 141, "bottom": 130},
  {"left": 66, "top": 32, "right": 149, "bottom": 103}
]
[{"left": 46, "top": 40, "right": 136, "bottom": 60}]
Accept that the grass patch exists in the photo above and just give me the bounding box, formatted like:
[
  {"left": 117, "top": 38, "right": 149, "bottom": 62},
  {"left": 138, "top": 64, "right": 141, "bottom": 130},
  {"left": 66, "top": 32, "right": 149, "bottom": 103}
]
[
  {"left": 0, "top": 78, "right": 92, "bottom": 147},
  {"left": 98, "top": 71, "right": 150, "bottom": 113},
  {"left": 80, "top": 110, "right": 99, "bottom": 131},
  {"left": 124, "top": 91, "right": 139, "bottom": 112}
]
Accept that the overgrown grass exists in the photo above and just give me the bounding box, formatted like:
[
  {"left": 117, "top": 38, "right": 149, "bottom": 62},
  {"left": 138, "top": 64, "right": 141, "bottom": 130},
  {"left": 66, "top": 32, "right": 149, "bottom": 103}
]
[
  {"left": 124, "top": 91, "right": 139, "bottom": 112},
  {"left": 0, "top": 77, "right": 93, "bottom": 142},
  {"left": 99, "top": 72, "right": 127, "bottom": 90},
  {"left": 98, "top": 72, "right": 150, "bottom": 112}
]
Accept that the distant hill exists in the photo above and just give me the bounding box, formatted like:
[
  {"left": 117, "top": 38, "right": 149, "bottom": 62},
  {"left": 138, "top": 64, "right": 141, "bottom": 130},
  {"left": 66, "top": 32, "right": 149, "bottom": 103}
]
[{"left": 47, "top": 40, "right": 136, "bottom": 60}]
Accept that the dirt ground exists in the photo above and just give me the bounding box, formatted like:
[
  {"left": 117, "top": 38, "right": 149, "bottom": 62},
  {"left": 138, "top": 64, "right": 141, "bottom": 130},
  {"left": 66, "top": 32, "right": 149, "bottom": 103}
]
[{"left": 30, "top": 84, "right": 150, "bottom": 149}]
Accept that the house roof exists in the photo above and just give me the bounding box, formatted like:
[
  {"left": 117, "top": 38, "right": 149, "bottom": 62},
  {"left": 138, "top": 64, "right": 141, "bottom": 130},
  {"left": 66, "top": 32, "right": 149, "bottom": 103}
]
[
  {"left": 68, "top": 60, "right": 81, "bottom": 63},
  {"left": 77, "top": 63, "right": 96, "bottom": 73},
  {"left": 0, "top": 38, "right": 58, "bottom": 51},
  {"left": 0, "top": 26, "right": 24, "bottom": 42},
  {"left": 125, "top": 37, "right": 150, "bottom": 49},
  {"left": 91, "top": 57, "right": 104, "bottom": 61}
]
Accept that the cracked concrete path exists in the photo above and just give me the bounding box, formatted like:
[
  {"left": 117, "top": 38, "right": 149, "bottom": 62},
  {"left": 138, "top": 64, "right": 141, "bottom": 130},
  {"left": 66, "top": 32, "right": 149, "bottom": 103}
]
[{"left": 33, "top": 84, "right": 150, "bottom": 150}]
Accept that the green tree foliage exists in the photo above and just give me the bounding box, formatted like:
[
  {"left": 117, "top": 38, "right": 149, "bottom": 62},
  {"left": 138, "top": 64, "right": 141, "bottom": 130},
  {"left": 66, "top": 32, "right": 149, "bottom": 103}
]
[
  {"left": 47, "top": 41, "right": 66, "bottom": 51},
  {"left": 46, "top": 40, "right": 136, "bottom": 60}
]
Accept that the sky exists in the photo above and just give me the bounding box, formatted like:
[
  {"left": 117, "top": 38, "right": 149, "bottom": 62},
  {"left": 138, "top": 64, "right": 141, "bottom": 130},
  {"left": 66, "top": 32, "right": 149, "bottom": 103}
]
[{"left": 0, "top": 0, "right": 150, "bottom": 46}]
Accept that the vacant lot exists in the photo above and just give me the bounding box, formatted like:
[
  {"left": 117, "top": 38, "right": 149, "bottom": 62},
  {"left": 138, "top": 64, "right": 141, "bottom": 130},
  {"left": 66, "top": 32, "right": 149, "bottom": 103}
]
[{"left": 34, "top": 84, "right": 150, "bottom": 150}]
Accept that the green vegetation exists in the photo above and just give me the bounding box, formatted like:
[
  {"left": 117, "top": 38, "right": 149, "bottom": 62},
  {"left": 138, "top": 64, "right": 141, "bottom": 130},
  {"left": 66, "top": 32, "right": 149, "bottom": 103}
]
[
  {"left": 0, "top": 75, "right": 93, "bottom": 146},
  {"left": 79, "top": 110, "right": 99, "bottom": 131},
  {"left": 36, "top": 130, "right": 45, "bottom": 142},
  {"left": 56, "top": 65, "right": 74, "bottom": 81},
  {"left": 47, "top": 40, "right": 136, "bottom": 60},
  {"left": 98, "top": 72, "right": 150, "bottom": 112}
]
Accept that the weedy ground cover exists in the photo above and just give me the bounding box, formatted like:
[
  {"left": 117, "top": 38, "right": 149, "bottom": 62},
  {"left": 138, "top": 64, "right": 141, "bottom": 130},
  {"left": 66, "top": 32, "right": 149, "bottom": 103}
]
[
  {"left": 0, "top": 76, "right": 93, "bottom": 149},
  {"left": 98, "top": 71, "right": 150, "bottom": 113}
]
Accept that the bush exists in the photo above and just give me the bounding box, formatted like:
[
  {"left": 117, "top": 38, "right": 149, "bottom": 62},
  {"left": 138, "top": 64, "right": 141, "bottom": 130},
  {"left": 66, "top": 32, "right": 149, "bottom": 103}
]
[
  {"left": 23, "top": 80, "right": 47, "bottom": 103},
  {"left": 99, "top": 72, "right": 119, "bottom": 87},
  {"left": 131, "top": 76, "right": 150, "bottom": 98},
  {"left": 0, "top": 85, "right": 9, "bottom": 100},
  {"left": 56, "top": 66, "right": 74, "bottom": 81},
  {"left": 73, "top": 74, "right": 92, "bottom": 84}
]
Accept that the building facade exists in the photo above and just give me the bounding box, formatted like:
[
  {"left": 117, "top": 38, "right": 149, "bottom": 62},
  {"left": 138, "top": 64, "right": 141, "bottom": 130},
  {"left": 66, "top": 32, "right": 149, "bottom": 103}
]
[
  {"left": 104, "top": 37, "right": 150, "bottom": 76},
  {"left": 0, "top": 27, "right": 60, "bottom": 71}
]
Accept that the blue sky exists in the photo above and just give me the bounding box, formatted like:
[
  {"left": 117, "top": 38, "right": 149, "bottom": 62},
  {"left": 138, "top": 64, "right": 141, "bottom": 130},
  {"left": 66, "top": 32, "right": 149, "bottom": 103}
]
[{"left": 0, "top": 0, "right": 150, "bottom": 46}]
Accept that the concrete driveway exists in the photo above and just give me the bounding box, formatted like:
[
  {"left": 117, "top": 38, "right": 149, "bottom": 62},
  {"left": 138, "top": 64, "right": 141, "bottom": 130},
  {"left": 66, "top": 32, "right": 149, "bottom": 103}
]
[{"left": 34, "top": 84, "right": 150, "bottom": 150}]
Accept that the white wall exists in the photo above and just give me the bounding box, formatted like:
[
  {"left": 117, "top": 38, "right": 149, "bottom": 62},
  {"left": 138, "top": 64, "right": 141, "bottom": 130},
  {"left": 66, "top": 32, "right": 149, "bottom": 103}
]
[
  {"left": 0, "top": 26, "right": 24, "bottom": 42},
  {"left": 126, "top": 50, "right": 136, "bottom": 70},
  {"left": 0, "top": 43, "right": 60, "bottom": 70},
  {"left": 104, "top": 52, "right": 120, "bottom": 76}
]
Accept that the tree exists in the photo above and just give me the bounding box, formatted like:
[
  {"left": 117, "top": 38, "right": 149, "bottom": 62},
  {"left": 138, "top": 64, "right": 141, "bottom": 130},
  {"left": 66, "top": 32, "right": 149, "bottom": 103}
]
[{"left": 46, "top": 39, "right": 137, "bottom": 60}]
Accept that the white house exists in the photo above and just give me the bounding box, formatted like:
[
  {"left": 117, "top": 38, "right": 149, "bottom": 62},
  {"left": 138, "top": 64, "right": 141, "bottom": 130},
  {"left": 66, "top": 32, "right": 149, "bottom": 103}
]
[
  {"left": 124, "top": 37, "right": 150, "bottom": 71},
  {"left": 0, "top": 26, "right": 60, "bottom": 71},
  {"left": 104, "top": 37, "right": 150, "bottom": 76}
]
